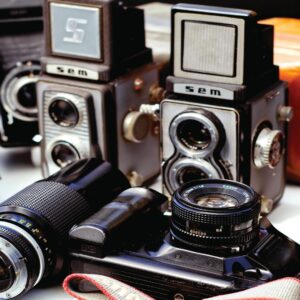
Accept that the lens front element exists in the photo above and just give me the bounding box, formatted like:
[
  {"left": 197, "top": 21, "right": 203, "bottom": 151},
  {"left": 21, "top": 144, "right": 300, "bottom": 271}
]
[{"left": 49, "top": 98, "right": 79, "bottom": 127}]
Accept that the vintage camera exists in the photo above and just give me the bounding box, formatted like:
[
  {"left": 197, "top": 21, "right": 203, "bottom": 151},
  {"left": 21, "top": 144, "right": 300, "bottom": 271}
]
[
  {"left": 161, "top": 4, "right": 292, "bottom": 208},
  {"left": 0, "top": 158, "right": 130, "bottom": 299},
  {"left": 0, "top": 1, "right": 43, "bottom": 147},
  {"left": 69, "top": 180, "right": 300, "bottom": 300},
  {"left": 38, "top": 0, "right": 161, "bottom": 184}
]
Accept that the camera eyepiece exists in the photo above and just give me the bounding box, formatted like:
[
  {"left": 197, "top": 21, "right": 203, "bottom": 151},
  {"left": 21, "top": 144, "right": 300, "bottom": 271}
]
[
  {"left": 0, "top": 158, "right": 130, "bottom": 299},
  {"left": 171, "top": 179, "right": 261, "bottom": 255}
]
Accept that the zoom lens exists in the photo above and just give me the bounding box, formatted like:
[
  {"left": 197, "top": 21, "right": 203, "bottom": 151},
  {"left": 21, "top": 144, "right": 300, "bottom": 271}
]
[
  {"left": 0, "top": 159, "right": 130, "bottom": 299},
  {"left": 51, "top": 142, "right": 80, "bottom": 168},
  {"left": 171, "top": 180, "right": 261, "bottom": 255},
  {"left": 49, "top": 98, "right": 79, "bottom": 127},
  {"left": 177, "top": 119, "right": 211, "bottom": 151}
]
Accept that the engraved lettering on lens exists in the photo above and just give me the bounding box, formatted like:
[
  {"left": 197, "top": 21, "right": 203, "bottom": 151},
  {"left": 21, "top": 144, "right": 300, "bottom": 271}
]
[{"left": 63, "top": 18, "right": 88, "bottom": 44}]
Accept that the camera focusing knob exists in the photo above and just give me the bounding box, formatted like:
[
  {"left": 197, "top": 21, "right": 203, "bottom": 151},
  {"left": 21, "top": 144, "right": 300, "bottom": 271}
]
[
  {"left": 254, "top": 128, "right": 284, "bottom": 169},
  {"left": 123, "top": 111, "right": 150, "bottom": 143}
]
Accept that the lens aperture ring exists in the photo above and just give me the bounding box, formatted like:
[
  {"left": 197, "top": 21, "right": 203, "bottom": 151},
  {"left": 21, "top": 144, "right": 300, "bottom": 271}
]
[
  {"left": 172, "top": 198, "right": 261, "bottom": 225},
  {"left": 171, "top": 222, "right": 259, "bottom": 245}
]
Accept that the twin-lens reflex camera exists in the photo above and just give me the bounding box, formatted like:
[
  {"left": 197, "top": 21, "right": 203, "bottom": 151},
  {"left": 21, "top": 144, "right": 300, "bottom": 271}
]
[
  {"left": 0, "top": 0, "right": 43, "bottom": 147},
  {"left": 37, "top": 0, "right": 162, "bottom": 185},
  {"left": 161, "top": 4, "right": 293, "bottom": 211}
]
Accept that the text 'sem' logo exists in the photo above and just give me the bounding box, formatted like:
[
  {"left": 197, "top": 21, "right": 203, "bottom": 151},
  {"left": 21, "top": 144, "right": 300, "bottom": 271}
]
[{"left": 63, "top": 18, "right": 88, "bottom": 44}]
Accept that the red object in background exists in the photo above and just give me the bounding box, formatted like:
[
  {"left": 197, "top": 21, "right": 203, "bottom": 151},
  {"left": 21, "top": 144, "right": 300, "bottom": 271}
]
[{"left": 261, "top": 18, "right": 300, "bottom": 183}]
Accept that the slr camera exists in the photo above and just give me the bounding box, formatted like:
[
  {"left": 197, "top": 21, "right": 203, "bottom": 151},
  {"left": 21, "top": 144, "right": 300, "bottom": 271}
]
[
  {"left": 37, "top": 0, "right": 161, "bottom": 185},
  {"left": 161, "top": 4, "right": 293, "bottom": 209},
  {"left": 69, "top": 180, "right": 300, "bottom": 300},
  {"left": 0, "top": 0, "right": 43, "bottom": 147}
]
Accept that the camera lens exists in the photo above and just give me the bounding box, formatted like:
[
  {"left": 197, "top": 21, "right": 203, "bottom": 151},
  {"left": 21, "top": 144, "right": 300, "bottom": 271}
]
[
  {"left": 169, "top": 111, "right": 225, "bottom": 158},
  {"left": 177, "top": 119, "right": 211, "bottom": 151},
  {"left": 0, "top": 61, "right": 40, "bottom": 121},
  {"left": 17, "top": 82, "right": 37, "bottom": 109},
  {"left": 171, "top": 179, "right": 261, "bottom": 255},
  {"left": 176, "top": 166, "right": 210, "bottom": 184},
  {"left": 0, "top": 159, "right": 130, "bottom": 299},
  {"left": 49, "top": 99, "right": 79, "bottom": 127},
  {"left": 51, "top": 142, "right": 80, "bottom": 168},
  {"left": 165, "top": 158, "right": 221, "bottom": 194}
]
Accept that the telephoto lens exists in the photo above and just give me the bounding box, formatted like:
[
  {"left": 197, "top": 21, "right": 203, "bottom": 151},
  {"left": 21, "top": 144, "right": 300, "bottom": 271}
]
[
  {"left": 171, "top": 179, "right": 261, "bottom": 256},
  {"left": 0, "top": 158, "right": 130, "bottom": 299}
]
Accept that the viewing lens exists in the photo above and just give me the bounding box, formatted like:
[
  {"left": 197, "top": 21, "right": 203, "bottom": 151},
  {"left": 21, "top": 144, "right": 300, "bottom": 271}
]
[
  {"left": 49, "top": 99, "right": 79, "bottom": 127},
  {"left": 177, "top": 119, "right": 211, "bottom": 150}
]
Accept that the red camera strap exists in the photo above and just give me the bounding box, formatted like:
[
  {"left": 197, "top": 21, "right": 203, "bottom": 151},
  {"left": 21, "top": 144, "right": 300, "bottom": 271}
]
[{"left": 63, "top": 274, "right": 300, "bottom": 300}]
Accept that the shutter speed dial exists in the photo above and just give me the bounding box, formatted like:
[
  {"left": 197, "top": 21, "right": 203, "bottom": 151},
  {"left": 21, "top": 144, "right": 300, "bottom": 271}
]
[{"left": 254, "top": 128, "right": 284, "bottom": 169}]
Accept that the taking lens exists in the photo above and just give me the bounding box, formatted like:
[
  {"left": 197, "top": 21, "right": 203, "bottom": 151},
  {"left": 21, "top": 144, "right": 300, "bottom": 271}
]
[
  {"left": 0, "top": 159, "right": 130, "bottom": 299},
  {"left": 51, "top": 142, "right": 80, "bottom": 168},
  {"left": 17, "top": 82, "right": 37, "bottom": 109},
  {"left": 176, "top": 166, "right": 209, "bottom": 185},
  {"left": 49, "top": 99, "right": 79, "bottom": 127},
  {"left": 177, "top": 119, "right": 211, "bottom": 151},
  {"left": 171, "top": 179, "right": 261, "bottom": 255}
]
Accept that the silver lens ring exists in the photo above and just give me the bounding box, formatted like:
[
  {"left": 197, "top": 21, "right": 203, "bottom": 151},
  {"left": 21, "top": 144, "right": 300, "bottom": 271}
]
[
  {"left": 166, "top": 157, "right": 222, "bottom": 194},
  {"left": 0, "top": 222, "right": 45, "bottom": 290},
  {"left": 169, "top": 111, "right": 220, "bottom": 158},
  {"left": 0, "top": 62, "right": 40, "bottom": 122}
]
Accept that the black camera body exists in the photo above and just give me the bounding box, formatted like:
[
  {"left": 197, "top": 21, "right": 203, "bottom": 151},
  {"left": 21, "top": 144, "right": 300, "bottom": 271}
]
[
  {"left": 0, "top": 1, "right": 43, "bottom": 147},
  {"left": 69, "top": 214, "right": 300, "bottom": 300},
  {"left": 69, "top": 180, "right": 300, "bottom": 300}
]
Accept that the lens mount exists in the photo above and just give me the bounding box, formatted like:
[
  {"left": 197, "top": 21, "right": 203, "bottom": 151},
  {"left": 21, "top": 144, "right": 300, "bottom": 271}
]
[
  {"left": 171, "top": 180, "right": 261, "bottom": 255},
  {"left": 169, "top": 110, "right": 224, "bottom": 158},
  {"left": 165, "top": 157, "right": 222, "bottom": 195},
  {"left": 0, "top": 61, "right": 40, "bottom": 122}
]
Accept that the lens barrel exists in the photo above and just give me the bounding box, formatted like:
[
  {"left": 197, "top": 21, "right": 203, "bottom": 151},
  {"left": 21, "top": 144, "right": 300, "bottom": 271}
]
[
  {"left": 171, "top": 180, "right": 261, "bottom": 256},
  {"left": 0, "top": 159, "right": 130, "bottom": 299}
]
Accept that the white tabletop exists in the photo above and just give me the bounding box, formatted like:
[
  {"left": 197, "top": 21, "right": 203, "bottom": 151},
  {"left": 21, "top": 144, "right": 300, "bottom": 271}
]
[{"left": 0, "top": 147, "right": 299, "bottom": 300}]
